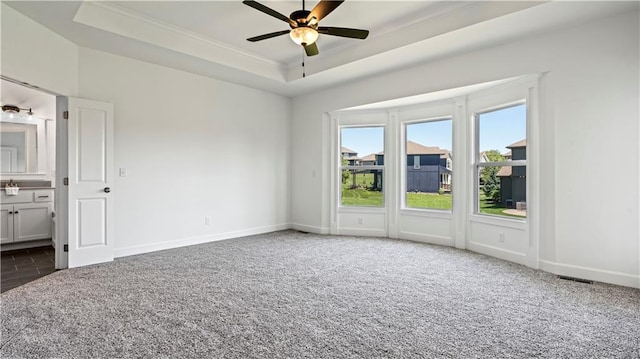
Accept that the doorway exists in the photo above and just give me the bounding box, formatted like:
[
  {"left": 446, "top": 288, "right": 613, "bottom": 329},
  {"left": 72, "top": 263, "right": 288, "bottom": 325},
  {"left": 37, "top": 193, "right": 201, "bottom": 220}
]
[{"left": 1, "top": 77, "right": 60, "bottom": 290}]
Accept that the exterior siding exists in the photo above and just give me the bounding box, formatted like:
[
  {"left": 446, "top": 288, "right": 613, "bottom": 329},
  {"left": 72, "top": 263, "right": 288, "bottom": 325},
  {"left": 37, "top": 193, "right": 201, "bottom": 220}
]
[
  {"left": 407, "top": 166, "right": 440, "bottom": 192},
  {"left": 499, "top": 144, "right": 526, "bottom": 207}
]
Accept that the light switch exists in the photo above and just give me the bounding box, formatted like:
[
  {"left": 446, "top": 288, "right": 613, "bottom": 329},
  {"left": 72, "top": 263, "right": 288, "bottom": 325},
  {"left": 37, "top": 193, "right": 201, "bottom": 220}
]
[{"left": 119, "top": 168, "right": 127, "bottom": 177}]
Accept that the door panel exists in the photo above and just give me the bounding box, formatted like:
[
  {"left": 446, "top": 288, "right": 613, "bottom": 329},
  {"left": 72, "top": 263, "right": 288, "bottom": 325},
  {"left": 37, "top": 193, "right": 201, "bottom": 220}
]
[
  {"left": 0, "top": 205, "right": 13, "bottom": 244},
  {"left": 68, "top": 98, "right": 114, "bottom": 268},
  {"left": 77, "top": 198, "right": 106, "bottom": 247},
  {"left": 78, "top": 111, "right": 107, "bottom": 182},
  {"left": 14, "top": 203, "right": 52, "bottom": 242}
]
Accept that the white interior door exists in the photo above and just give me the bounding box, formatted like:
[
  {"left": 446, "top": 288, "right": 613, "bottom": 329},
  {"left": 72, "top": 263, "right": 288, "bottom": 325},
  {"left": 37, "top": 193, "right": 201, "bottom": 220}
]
[{"left": 67, "top": 98, "right": 114, "bottom": 268}]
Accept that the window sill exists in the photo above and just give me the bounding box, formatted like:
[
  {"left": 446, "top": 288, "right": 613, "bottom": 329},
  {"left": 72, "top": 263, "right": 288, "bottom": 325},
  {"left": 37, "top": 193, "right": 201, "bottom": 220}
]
[
  {"left": 401, "top": 208, "right": 452, "bottom": 219},
  {"left": 337, "top": 206, "right": 385, "bottom": 214},
  {"left": 469, "top": 213, "right": 527, "bottom": 230}
]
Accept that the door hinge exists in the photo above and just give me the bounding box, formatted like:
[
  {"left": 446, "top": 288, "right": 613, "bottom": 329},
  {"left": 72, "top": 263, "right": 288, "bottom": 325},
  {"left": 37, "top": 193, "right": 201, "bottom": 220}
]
[
  {"left": 63, "top": 111, "right": 69, "bottom": 119},
  {"left": 63, "top": 177, "right": 69, "bottom": 186},
  {"left": 63, "top": 244, "right": 68, "bottom": 252}
]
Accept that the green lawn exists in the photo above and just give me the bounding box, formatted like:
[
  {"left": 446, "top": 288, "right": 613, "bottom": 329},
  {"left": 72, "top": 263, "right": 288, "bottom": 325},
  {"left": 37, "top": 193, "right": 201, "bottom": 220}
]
[
  {"left": 406, "top": 192, "right": 452, "bottom": 210},
  {"left": 341, "top": 188, "right": 383, "bottom": 206},
  {"left": 343, "top": 172, "right": 376, "bottom": 189},
  {"left": 341, "top": 189, "right": 453, "bottom": 209},
  {"left": 341, "top": 189, "right": 526, "bottom": 219},
  {"left": 479, "top": 195, "right": 526, "bottom": 218},
  {"left": 341, "top": 171, "right": 383, "bottom": 206}
]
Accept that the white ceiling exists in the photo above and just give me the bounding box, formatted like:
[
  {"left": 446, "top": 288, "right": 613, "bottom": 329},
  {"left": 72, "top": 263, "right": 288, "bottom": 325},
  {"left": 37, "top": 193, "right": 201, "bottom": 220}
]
[{"left": 3, "top": 1, "right": 636, "bottom": 97}]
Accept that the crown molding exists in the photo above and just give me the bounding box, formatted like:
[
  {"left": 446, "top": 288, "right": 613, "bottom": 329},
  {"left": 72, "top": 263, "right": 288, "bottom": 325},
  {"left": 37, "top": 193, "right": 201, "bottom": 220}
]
[{"left": 73, "top": 1, "right": 288, "bottom": 82}]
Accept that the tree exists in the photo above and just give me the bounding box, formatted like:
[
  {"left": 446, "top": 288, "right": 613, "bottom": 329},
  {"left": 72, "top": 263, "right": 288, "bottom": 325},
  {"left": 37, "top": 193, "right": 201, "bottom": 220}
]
[
  {"left": 341, "top": 157, "right": 350, "bottom": 184},
  {"left": 480, "top": 150, "right": 504, "bottom": 201}
]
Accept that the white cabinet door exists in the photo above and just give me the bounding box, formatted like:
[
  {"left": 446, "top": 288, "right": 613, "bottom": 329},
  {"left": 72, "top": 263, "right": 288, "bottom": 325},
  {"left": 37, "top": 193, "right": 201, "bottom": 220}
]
[
  {"left": 0, "top": 204, "right": 14, "bottom": 244},
  {"left": 67, "top": 98, "right": 114, "bottom": 268},
  {"left": 14, "top": 203, "right": 52, "bottom": 242}
]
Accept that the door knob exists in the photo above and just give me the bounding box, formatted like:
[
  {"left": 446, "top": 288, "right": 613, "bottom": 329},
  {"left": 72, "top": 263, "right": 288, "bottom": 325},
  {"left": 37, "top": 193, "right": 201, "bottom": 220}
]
[{"left": 104, "top": 187, "right": 111, "bottom": 193}]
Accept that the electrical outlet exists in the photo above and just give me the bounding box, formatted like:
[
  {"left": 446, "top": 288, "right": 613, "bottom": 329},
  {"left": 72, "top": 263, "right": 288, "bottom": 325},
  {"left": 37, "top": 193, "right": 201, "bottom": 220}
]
[
  {"left": 499, "top": 232, "right": 505, "bottom": 243},
  {"left": 357, "top": 217, "right": 364, "bottom": 224},
  {"left": 204, "top": 216, "right": 212, "bottom": 225}
]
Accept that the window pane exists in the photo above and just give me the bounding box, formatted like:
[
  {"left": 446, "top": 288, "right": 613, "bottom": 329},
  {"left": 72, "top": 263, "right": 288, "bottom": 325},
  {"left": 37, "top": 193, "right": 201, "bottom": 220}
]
[
  {"left": 478, "top": 104, "right": 526, "bottom": 163},
  {"left": 477, "top": 103, "right": 527, "bottom": 218},
  {"left": 340, "top": 127, "right": 384, "bottom": 207},
  {"left": 341, "top": 169, "right": 384, "bottom": 207},
  {"left": 405, "top": 119, "right": 452, "bottom": 210},
  {"left": 478, "top": 165, "right": 527, "bottom": 218}
]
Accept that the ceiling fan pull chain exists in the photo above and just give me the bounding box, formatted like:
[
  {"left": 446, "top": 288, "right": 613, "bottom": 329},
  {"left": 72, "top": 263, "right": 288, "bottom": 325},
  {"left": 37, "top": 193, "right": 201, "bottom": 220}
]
[{"left": 302, "top": 50, "right": 306, "bottom": 78}]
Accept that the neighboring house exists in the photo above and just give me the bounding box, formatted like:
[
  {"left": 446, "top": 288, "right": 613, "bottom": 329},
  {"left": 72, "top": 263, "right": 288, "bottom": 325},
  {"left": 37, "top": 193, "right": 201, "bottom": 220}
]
[
  {"left": 406, "top": 141, "right": 452, "bottom": 193},
  {"left": 497, "top": 139, "right": 526, "bottom": 208},
  {"left": 341, "top": 146, "right": 360, "bottom": 166},
  {"left": 376, "top": 141, "right": 452, "bottom": 193},
  {"left": 360, "top": 153, "right": 378, "bottom": 166},
  {"left": 479, "top": 151, "right": 491, "bottom": 163}
]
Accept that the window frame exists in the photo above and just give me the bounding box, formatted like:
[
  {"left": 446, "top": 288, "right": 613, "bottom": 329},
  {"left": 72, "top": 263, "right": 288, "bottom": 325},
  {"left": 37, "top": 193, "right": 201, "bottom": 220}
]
[
  {"left": 473, "top": 100, "right": 527, "bottom": 221},
  {"left": 402, "top": 116, "right": 453, "bottom": 212},
  {"left": 338, "top": 125, "right": 385, "bottom": 208}
]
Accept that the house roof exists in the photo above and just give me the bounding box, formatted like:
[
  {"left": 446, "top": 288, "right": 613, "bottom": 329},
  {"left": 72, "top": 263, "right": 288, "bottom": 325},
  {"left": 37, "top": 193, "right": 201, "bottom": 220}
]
[
  {"left": 406, "top": 141, "right": 449, "bottom": 156},
  {"left": 497, "top": 166, "right": 512, "bottom": 177},
  {"left": 341, "top": 146, "right": 357, "bottom": 155},
  {"left": 360, "top": 154, "right": 377, "bottom": 162},
  {"left": 503, "top": 150, "right": 512, "bottom": 158},
  {"left": 507, "top": 139, "right": 527, "bottom": 149},
  {"left": 376, "top": 141, "right": 451, "bottom": 158}
]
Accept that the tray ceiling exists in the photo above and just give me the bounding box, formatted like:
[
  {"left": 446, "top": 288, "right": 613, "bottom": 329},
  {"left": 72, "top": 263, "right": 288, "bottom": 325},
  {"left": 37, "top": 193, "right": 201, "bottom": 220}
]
[{"left": 3, "top": 1, "right": 634, "bottom": 97}]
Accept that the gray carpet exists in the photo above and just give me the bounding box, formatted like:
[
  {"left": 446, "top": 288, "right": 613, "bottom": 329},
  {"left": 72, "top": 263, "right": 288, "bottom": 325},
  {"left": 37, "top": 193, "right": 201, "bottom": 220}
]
[{"left": 1, "top": 230, "right": 639, "bottom": 358}]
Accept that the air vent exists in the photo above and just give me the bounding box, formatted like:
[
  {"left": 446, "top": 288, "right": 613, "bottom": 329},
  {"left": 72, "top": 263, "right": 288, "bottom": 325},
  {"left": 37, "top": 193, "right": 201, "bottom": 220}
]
[{"left": 558, "top": 275, "right": 593, "bottom": 284}]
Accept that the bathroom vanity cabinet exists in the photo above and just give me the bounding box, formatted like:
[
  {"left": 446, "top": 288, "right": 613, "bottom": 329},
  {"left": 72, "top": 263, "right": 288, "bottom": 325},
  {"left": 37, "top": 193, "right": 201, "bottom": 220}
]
[{"left": 0, "top": 189, "right": 53, "bottom": 244}]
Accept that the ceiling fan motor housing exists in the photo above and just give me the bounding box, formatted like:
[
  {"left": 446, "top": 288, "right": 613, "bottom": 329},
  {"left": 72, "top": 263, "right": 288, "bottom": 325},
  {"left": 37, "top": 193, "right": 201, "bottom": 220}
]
[{"left": 290, "top": 10, "right": 314, "bottom": 28}]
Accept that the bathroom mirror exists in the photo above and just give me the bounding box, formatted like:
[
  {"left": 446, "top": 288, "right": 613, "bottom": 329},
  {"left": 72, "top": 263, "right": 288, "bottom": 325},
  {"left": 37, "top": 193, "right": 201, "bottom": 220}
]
[{"left": 0, "top": 117, "right": 44, "bottom": 174}]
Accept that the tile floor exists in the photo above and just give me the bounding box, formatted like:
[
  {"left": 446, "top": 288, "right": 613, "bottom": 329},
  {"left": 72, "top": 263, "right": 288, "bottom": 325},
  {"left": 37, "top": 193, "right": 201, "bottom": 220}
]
[{"left": 1, "top": 246, "right": 56, "bottom": 293}]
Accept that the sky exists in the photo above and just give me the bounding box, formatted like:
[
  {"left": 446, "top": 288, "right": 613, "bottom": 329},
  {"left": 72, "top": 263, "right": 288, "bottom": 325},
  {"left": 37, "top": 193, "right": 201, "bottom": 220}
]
[{"left": 341, "top": 104, "right": 526, "bottom": 157}]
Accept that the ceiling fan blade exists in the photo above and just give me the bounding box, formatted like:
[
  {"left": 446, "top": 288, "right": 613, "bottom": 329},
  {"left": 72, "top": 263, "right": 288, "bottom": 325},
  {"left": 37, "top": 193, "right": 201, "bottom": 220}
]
[
  {"left": 318, "top": 26, "right": 369, "bottom": 39},
  {"left": 247, "top": 30, "right": 291, "bottom": 42},
  {"left": 304, "top": 42, "right": 319, "bottom": 56},
  {"left": 307, "top": 0, "right": 344, "bottom": 24},
  {"left": 243, "top": 0, "right": 296, "bottom": 27}
]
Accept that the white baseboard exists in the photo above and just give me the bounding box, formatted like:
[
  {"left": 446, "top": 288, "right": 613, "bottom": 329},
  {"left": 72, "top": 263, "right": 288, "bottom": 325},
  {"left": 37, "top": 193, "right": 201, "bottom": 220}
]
[
  {"left": 337, "top": 227, "right": 387, "bottom": 237},
  {"left": 539, "top": 259, "right": 640, "bottom": 289},
  {"left": 467, "top": 241, "right": 528, "bottom": 266},
  {"left": 114, "top": 223, "right": 289, "bottom": 258},
  {"left": 289, "top": 223, "right": 328, "bottom": 234},
  {"left": 398, "top": 231, "right": 454, "bottom": 247}
]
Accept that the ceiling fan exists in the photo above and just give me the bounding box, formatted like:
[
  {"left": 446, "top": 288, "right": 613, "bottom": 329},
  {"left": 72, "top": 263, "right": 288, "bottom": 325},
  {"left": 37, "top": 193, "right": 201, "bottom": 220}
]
[{"left": 242, "top": 0, "right": 369, "bottom": 56}]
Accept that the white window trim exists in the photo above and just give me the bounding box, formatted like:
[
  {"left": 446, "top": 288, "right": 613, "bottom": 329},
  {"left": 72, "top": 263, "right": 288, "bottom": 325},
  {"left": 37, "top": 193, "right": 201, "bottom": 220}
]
[
  {"left": 473, "top": 102, "right": 527, "bottom": 221},
  {"left": 402, "top": 116, "right": 454, "bottom": 212},
  {"left": 337, "top": 124, "right": 386, "bottom": 209},
  {"left": 326, "top": 74, "right": 541, "bottom": 269},
  {"left": 465, "top": 73, "right": 541, "bottom": 268}
]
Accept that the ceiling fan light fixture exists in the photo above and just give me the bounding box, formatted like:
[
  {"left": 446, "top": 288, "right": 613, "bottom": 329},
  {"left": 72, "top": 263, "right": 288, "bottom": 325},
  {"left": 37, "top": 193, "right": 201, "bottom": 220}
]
[
  {"left": 289, "top": 27, "right": 318, "bottom": 46},
  {"left": 2, "top": 104, "right": 20, "bottom": 114}
]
